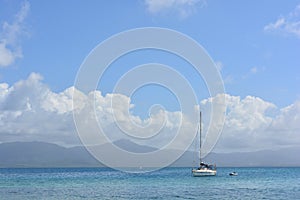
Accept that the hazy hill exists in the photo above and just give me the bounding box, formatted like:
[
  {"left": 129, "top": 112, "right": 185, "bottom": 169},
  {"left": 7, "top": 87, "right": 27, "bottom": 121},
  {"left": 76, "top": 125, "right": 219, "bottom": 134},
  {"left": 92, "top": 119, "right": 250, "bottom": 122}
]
[
  {"left": 173, "top": 147, "right": 300, "bottom": 167},
  {"left": 0, "top": 142, "right": 100, "bottom": 167},
  {"left": 0, "top": 141, "right": 299, "bottom": 167},
  {"left": 0, "top": 140, "right": 156, "bottom": 168}
]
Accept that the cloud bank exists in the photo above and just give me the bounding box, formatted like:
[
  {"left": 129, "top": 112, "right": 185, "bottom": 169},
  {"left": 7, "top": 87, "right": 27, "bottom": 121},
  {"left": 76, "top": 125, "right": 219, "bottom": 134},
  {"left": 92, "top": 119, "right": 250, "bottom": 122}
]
[
  {"left": 0, "top": 1, "right": 30, "bottom": 67},
  {"left": 0, "top": 73, "right": 299, "bottom": 152}
]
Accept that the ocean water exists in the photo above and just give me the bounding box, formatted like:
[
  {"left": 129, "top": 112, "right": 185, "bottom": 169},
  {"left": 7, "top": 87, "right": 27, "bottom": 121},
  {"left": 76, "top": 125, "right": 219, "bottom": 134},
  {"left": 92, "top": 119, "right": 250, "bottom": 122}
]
[{"left": 0, "top": 167, "right": 299, "bottom": 199}]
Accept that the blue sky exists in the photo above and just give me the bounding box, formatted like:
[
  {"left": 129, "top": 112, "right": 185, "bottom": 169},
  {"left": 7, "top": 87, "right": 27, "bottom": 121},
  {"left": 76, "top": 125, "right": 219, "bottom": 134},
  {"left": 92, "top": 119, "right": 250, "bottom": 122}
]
[
  {"left": 1, "top": 0, "right": 299, "bottom": 107},
  {"left": 0, "top": 0, "right": 300, "bottom": 153}
]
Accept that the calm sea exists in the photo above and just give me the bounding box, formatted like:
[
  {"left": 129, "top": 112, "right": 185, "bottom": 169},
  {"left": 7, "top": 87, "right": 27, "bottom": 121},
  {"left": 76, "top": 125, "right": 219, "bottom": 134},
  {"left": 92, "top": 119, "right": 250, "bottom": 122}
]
[{"left": 0, "top": 167, "right": 299, "bottom": 199}]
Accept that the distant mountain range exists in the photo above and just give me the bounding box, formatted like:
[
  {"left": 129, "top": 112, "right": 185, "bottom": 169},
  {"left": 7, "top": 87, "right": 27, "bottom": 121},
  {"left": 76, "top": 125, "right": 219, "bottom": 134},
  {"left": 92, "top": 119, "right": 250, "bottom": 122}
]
[
  {"left": 0, "top": 140, "right": 299, "bottom": 168},
  {"left": 174, "top": 147, "right": 300, "bottom": 167},
  {"left": 0, "top": 141, "right": 101, "bottom": 167}
]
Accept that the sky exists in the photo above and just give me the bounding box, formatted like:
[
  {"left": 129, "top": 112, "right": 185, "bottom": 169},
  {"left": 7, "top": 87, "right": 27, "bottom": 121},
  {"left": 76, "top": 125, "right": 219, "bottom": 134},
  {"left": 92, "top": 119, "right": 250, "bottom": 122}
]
[{"left": 0, "top": 0, "right": 300, "bottom": 155}]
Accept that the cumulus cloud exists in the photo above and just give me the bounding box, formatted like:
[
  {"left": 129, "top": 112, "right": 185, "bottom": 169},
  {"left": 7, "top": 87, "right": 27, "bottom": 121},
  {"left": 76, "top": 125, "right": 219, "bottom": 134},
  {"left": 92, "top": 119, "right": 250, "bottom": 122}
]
[
  {"left": 264, "top": 4, "right": 300, "bottom": 38},
  {"left": 0, "top": 73, "right": 299, "bottom": 153},
  {"left": 0, "top": 0, "right": 30, "bottom": 67},
  {"left": 0, "top": 73, "right": 189, "bottom": 148},
  {"left": 268, "top": 101, "right": 300, "bottom": 146},
  {"left": 208, "top": 94, "right": 300, "bottom": 152},
  {"left": 0, "top": 73, "right": 77, "bottom": 146},
  {"left": 144, "top": 0, "right": 206, "bottom": 18},
  {"left": 73, "top": 89, "right": 195, "bottom": 151}
]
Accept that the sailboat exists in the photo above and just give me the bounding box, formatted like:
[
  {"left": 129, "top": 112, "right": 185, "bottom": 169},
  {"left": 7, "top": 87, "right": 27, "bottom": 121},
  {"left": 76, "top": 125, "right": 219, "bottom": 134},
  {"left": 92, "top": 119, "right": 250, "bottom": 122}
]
[{"left": 192, "top": 111, "right": 217, "bottom": 176}]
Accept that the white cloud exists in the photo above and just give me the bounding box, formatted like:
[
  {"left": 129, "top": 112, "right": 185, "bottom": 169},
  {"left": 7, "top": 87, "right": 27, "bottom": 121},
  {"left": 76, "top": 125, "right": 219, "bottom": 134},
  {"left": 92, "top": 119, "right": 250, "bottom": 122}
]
[
  {"left": 242, "top": 66, "right": 265, "bottom": 79},
  {"left": 250, "top": 67, "right": 258, "bottom": 74},
  {"left": 209, "top": 95, "right": 300, "bottom": 152},
  {"left": 264, "top": 17, "right": 285, "bottom": 31},
  {"left": 0, "top": 73, "right": 188, "bottom": 148},
  {"left": 0, "top": 73, "right": 77, "bottom": 146},
  {"left": 0, "top": 73, "right": 299, "bottom": 153},
  {"left": 0, "top": 1, "right": 30, "bottom": 67},
  {"left": 144, "top": 0, "right": 206, "bottom": 18},
  {"left": 268, "top": 101, "right": 300, "bottom": 146},
  {"left": 264, "top": 4, "right": 300, "bottom": 38},
  {"left": 223, "top": 75, "right": 234, "bottom": 84},
  {"left": 0, "top": 43, "right": 15, "bottom": 66}
]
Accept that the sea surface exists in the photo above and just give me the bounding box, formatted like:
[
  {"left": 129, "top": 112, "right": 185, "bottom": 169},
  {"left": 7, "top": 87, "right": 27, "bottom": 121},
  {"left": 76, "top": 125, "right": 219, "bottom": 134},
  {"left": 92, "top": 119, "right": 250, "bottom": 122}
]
[{"left": 0, "top": 167, "right": 299, "bottom": 199}]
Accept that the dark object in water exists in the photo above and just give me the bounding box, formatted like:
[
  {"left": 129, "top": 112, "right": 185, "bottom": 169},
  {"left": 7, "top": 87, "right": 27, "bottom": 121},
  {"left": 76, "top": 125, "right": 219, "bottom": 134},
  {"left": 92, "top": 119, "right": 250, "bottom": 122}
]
[{"left": 229, "top": 172, "right": 238, "bottom": 176}]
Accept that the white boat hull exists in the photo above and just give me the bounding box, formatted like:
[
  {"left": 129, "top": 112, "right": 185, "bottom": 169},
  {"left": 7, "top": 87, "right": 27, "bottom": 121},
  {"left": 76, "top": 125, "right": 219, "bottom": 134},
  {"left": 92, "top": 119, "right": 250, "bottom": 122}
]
[{"left": 192, "top": 169, "right": 217, "bottom": 176}]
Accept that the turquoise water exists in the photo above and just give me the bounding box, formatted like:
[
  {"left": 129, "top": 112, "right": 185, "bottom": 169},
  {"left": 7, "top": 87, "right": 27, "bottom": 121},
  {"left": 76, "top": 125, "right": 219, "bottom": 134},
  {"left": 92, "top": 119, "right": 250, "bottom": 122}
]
[{"left": 0, "top": 167, "right": 299, "bottom": 199}]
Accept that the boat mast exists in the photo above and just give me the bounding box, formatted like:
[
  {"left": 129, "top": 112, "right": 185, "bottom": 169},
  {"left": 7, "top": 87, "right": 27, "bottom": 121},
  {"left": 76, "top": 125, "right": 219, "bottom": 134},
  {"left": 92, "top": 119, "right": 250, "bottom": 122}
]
[{"left": 199, "top": 111, "right": 202, "bottom": 164}]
